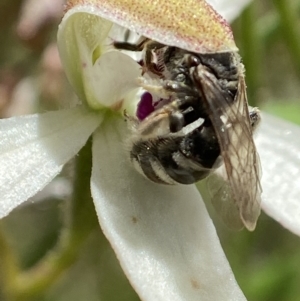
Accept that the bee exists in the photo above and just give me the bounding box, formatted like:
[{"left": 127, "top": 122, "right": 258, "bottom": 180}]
[
  {"left": 114, "top": 38, "right": 262, "bottom": 231},
  {"left": 112, "top": 1, "right": 262, "bottom": 231}
]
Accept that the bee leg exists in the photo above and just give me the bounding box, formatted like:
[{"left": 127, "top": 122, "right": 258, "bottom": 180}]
[
  {"left": 169, "top": 106, "right": 196, "bottom": 132},
  {"left": 155, "top": 125, "right": 219, "bottom": 184},
  {"left": 163, "top": 80, "right": 208, "bottom": 131},
  {"left": 249, "top": 107, "right": 261, "bottom": 132},
  {"left": 143, "top": 41, "right": 166, "bottom": 75},
  {"left": 163, "top": 80, "right": 195, "bottom": 95},
  {"left": 114, "top": 37, "right": 151, "bottom": 74},
  {"left": 137, "top": 77, "right": 173, "bottom": 99},
  {"left": 114, "top": 39, "right": 165, "bottom": 75},
  {"left": 169, "top": 110, "right": 185, "bottom": 132},
  {"left": 163, "top": 81, "right": 201, "bottom": 109},
  {"left": 113, "top": 37, "right": 149, "bottom": 51}
]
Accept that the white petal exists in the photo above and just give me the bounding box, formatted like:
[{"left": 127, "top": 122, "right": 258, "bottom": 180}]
[
  {"left": 57, "top": 9, "right": 141, "bottom": 109},
  {"left": 65, "top": 2, "right": 238, "bottom": 54},
  {"left": 207, "top": 0, "right": 252, "bottom": 21},
  {"left": 85, "top": 51, "right": 141, "bottom": 108},
  {"left": 256, "top": 113, "right": 300, "bottom": 236},
  {"left": 0, "top": 106, "right": 102, "bottom": 218},
  {"left": 57, "top": 9, "right": 112, "bottom": 103},
  {"left": 91, "top": 118, "right": 246, "bottom": 301}
]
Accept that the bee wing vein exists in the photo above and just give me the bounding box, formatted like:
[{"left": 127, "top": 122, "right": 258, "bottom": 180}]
[{"left": 196, "top": 65, "right": 262, "bottom": 230}]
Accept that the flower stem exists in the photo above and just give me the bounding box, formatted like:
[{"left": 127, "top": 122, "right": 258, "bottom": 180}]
[
  {"left": 6, "top": 138, "right": 98, "bottom": 301},
  {"left": 0, "top": 223, "right": 20, "bottom": 301},
  {"left": 272, "top": 0, "right": 300, "bottom": 78}
]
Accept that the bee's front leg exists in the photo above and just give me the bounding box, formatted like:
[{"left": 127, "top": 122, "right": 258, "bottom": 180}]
[
  {"left": 113, "top": 37, "right": 149, "bottom": 51},
  {"left": 163, "top": 80, "right": 208, "bottom": 132},
  {"left": 114, "top": 38, "right": 165, "bottom": 75}
]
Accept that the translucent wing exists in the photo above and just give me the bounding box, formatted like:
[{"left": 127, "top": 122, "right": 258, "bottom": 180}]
[
  {"left": 207, "top": 165, "right": 244, "bottom": 231},
  {"left": 195, "top": 61, "right": 262, "bottom": 231}
]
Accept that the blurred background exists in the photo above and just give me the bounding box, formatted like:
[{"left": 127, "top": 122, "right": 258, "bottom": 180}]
[{"left": 0, "top": 0, "right": 300, "bottom": 300}]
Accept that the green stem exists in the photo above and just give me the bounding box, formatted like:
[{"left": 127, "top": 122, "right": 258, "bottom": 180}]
[
  {"left": 272, "top": 0, "right": 300, "bottom": 78},
  {"left": 240, "top": 3, "right": 262, "bottom": 106},
  {"left": 0, "top": 223, "right": 20, "bottom": 301},
  {"left": 8, "top": 138, "right": 98, "bottom": 301},
  {"left": 256, "top": 11, "right": 280, "bottom": 46}
]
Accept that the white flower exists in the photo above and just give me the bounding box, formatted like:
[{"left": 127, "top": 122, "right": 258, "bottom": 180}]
[
  {"left": 208, "top": 0, "right": 252, "bottom": 21},
  {"left": 1, "top": 1, "right": 300, "bottom": 301},
  {"left": 256, "top": 114, "right": 300, "bottom": 236}
]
